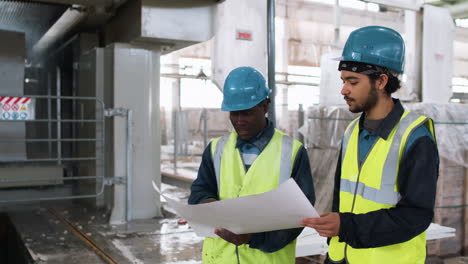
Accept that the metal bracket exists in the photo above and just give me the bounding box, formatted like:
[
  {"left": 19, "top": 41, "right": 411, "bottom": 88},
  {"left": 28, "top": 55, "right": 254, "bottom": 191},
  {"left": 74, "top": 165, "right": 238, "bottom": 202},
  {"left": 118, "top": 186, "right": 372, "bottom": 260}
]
[
  {"left": 105, "top": 177, "right": 127, "bottom": 185},
  {"left": 105, "top": 108, "right": 129, "bottom": 117}
]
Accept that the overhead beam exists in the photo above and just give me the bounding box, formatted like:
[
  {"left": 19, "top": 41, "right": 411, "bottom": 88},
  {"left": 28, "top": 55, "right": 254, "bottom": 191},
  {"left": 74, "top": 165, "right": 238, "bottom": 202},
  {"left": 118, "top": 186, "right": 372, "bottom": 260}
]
[
  {"left": 448, "top": 1, "right": 468, "bottom": 19},
  {"left": 32, "top": 6, "right": 88, "bottom": 59},
  {"left": 361, "top": 0, "right": 422, "bottom": 11},
  {"left": 31, "top": 0, "right": 113, "bottom": 6}
]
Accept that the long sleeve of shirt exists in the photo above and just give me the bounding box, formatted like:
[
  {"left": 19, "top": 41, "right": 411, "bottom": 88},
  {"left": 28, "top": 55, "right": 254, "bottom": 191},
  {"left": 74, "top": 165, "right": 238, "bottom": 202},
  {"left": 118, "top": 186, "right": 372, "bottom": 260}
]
[
  {"left": 188, "top": 143, "right": 316, "bottom": 253},
  {"left": 333, "top": 136, "right": 439, "bottom": 248},
  {"left": 188, "top": 142, "right": 218, "bottom": 204}
]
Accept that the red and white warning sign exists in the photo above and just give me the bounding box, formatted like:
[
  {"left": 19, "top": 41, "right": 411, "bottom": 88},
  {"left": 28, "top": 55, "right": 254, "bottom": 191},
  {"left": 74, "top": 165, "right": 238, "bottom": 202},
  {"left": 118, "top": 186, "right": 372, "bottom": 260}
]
[{"left": 0, "top": 97, "right": 35, "bottom": 120}]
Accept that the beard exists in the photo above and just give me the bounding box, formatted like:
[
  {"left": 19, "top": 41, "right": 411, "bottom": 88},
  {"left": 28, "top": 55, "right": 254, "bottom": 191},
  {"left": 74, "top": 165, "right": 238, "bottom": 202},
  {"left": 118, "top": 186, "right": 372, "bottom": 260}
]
[{"left": 347, "top": 82, "right": 378, "bottom": 113}]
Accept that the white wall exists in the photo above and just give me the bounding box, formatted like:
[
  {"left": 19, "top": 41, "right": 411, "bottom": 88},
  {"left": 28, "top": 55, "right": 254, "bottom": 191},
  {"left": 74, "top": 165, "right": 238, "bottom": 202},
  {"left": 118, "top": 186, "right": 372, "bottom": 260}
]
[
  {"left": 212, "top": 0, "right": 268, "bottom": 89},
  {"left": 422, "top": 5, "right": 455, "bottom": 103}
]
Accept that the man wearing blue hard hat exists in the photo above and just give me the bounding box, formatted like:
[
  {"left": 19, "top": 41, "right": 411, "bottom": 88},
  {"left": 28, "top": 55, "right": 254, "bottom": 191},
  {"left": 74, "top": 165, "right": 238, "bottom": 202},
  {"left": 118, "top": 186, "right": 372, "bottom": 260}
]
[
  {"left": 302, "top": 26, "right": 439, "bottom": 264},
  {"left": 189, "top": 66, "right": 315, "bottom": 263}
]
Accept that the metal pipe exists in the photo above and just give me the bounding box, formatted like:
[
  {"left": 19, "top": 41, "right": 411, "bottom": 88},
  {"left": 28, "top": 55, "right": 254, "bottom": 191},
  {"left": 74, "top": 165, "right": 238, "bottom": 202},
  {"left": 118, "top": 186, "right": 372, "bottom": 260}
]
[
  {"left": 0, "top": 95, "right": 103, "bottom": 100},
  {"left": 276, "top": 81, "right": 319, "bottom": 86},
  {"left": 0, "top": 138, "right": 102, "bottom": 142},
  {"left": 160, "top": 73, "right": 210, "bottom": 80},
  {"left": 2, "top": 119, "right": 102, "bottom": 123},
  {"left": 173, "top": 111, "right": 178, "bottom": 173},
  {"left": 105, "top": 108, "right": 130, "bottom": 224},
  {"left": 0, "top": 157, "right": 98, "bottom": 162},
  {"left": 298, "top": 104, "right": 304, "bottom": 144},
  {"left": 27, "top": 0, "right": 112, "bottom": 5},
  {"left": 0, "top": 175, "right": 103, "bottom": 183},
  {"left": 32, "top": 6, "right": 88, "bottom": 59},
  {"left": 47, "top": 72, "right": 53, "bottom": 158},
  {"left": 40, "top": 34, "right": 80, "bottom": 65},
  {"left": 126, "top": 110, "right": 133, "bottom": 222},
  {"left": 56, "top": 67, "right": 62, "bottom": 165},
  {"left": 172, "top": 78, "right": 181, "bottom": 174},
  {"left": 202, "top": 108, "right": 208, "bottom": 148},
  {"left": 101, "top": 93, "right": 107, "bottom": 209},
  {"left": 334, "top": 0, "right": 340, "bottom": 46},
  {"left": 448, "top": 1, "right": 468, "bottom": 19},
  {"left": 0, "top": 183, "right": 106, "bottom": 203},
  {"left": 360, "top": 0, "right": 421, "bottom": 11},
  {"left": 267, "top": 0, "right": 276, "bottom": 126}
]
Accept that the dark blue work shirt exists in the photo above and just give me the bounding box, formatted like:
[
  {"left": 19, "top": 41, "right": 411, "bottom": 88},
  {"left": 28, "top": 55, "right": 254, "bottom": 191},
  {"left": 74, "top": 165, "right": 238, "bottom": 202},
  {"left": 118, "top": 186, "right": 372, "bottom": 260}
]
[{"left": 189, "top": 119, "right": 315, "bottom": 253}]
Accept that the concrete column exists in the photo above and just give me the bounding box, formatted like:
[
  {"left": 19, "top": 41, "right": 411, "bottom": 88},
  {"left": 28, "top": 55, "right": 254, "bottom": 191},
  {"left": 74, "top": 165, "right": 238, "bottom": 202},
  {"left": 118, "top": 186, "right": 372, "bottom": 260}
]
[
  {"left": 403, "top": 9, "right": 422, "bottom": 101},
  {"left": 110, "top": 43, "right": 162, "bottom": 221},
  {"left": 276, "top": 17, "right": 289, "bottom": 133}
]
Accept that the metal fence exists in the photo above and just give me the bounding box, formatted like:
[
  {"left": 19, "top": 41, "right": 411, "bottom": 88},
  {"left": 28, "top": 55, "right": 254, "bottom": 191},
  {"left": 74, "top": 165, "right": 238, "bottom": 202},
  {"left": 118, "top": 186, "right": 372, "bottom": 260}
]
[{"left": 0, "top": 95, "right": 106, "bottom": 203}]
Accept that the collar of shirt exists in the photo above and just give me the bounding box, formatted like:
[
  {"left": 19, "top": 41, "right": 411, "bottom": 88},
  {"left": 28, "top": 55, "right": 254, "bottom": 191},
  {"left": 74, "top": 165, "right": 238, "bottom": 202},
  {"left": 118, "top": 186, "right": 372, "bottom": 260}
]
[
  {"left": 359, "top": 98, "right": 404, "bottom": 140},
  {"left": 235, "top": 118, "right": 275, "bottom": 152}
]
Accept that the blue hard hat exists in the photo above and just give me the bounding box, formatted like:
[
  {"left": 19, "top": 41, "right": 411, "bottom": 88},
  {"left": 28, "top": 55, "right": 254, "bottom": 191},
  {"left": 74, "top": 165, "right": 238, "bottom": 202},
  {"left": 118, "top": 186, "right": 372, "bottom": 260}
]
[
  {"left": 221, "top": 67, "right": 270, "bottom": 111},
  {"left": 341, "top": 26, "right": 405, "bottom": 73}
]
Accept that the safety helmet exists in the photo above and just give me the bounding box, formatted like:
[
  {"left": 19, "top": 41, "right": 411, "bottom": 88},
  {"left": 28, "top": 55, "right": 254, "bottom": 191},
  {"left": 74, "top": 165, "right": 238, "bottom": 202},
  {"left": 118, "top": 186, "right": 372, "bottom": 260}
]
[
  {"left": 341, "top": 26, "right": 405, "bottom": 73},
  {"left": 221, "top": 66, "right": 270, "bottom": 111}
]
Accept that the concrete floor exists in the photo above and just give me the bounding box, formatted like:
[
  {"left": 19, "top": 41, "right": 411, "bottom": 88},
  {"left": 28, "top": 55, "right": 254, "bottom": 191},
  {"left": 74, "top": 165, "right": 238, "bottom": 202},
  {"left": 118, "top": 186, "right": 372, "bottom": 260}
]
[
  {"left": 5, "top": 183, "right": 204, "bottom": 264},
  {"left": 3, "top": 181, "right": 468, "bottom": 264}
]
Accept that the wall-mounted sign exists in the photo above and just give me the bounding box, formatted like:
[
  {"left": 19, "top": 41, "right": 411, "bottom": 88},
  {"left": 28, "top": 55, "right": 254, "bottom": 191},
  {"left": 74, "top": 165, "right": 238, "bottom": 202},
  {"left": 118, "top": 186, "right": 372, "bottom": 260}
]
[
  {"left": 236, "top": 30, "right": 253, "bottom": 41},
  {"left": 0, "top": 97, "right": 35, "bottom": 120}
]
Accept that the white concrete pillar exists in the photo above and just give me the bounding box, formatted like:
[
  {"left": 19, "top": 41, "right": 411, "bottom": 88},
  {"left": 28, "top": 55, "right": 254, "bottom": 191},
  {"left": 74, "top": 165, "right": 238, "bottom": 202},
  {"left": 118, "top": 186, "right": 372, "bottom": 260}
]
[
  {"left": 402, "top": 9, "right": 422, "bottom": 101},
  {"left": 109, "top": 43, "right": 162, "bottom": 222},
  {"left": 422, "top": 5, "right": 454, "bottom": 103},
  {"left": 276, "top": 17, "right": 290, "bottom": 133},
  {"left": 212, "top": 0, "right": 267, "bottom": 88}
]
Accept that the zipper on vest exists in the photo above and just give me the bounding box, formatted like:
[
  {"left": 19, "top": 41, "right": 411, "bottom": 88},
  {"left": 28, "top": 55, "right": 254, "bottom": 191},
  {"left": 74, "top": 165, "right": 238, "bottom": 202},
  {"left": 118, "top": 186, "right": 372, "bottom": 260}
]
[
  {"left": 236, "top": 246, "right": 241, "bottom": 264},
  {"left": 344, "top": 137, "right": 378, "bottom": 263}
]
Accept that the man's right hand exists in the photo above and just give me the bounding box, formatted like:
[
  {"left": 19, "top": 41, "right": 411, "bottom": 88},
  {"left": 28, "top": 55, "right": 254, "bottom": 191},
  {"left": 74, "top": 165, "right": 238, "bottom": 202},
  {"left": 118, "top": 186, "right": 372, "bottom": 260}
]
[{"left": 301, "top": 212, "right": 341, "bottom": 238}]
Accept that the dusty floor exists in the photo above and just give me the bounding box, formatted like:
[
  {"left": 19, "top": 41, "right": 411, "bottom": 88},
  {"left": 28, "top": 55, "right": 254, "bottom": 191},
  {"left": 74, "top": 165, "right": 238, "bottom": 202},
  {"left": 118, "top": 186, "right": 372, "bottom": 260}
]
[
  {"left": 5, "top": 182, "right": 204, "bottom": 264},
  {"left": 3, "top": 180, "right": 468, "bottom": 264}
]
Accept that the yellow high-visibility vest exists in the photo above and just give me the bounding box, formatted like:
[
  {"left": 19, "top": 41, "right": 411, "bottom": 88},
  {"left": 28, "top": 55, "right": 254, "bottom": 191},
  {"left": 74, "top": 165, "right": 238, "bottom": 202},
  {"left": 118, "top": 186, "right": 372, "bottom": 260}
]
[
  {"left": 202, "top": 129, "right": 302, "bottom": 264},
  {"left": 329, "top": 111, "right": 436, "bottom": 264}
]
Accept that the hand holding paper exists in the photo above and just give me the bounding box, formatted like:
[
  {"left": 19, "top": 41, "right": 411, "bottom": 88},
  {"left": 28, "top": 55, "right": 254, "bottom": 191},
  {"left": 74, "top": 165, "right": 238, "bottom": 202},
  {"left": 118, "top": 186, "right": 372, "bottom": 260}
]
[
  {"left": 301, "top": 212, "right": 341, "bottom": 237},
  {"left": 153, "top": 178, "right": 319, "bottom": 237}
]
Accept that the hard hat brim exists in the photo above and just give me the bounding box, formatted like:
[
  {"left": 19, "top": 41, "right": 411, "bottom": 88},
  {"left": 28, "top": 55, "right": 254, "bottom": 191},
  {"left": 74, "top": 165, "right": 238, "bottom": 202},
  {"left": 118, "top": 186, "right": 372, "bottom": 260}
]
[
  {"left": 221, "top": 98, "right": 263, "bottom": 112},
  {"left": 332, "top": 56, "right": 344, "bottom": 61}
]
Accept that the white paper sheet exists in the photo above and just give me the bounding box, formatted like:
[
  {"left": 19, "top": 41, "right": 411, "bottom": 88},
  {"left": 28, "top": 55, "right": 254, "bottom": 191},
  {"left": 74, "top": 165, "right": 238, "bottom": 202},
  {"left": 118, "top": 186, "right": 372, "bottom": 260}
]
[{"left": 152, "top": 178, "right": 319, "bottom": 237}]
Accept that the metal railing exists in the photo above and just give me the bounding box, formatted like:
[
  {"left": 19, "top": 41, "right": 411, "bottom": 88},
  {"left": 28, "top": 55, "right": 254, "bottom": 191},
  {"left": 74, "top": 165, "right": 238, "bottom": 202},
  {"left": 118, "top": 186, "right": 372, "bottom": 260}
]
[{"left": 0, "top": 95, "right": 106, "bottom": 203}]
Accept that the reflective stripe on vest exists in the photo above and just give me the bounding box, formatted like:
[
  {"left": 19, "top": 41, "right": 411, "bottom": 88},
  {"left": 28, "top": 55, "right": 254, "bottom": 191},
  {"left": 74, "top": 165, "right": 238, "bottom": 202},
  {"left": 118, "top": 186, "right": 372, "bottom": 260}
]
[
  {"left": 213, "top": 133, "right": 230, "bottom": 191},
  {"left": 212, "top": 131, "right": 295, "bottom": 191},
  {"left": 341, "top": 117, "right": 359, "bottom": 163},
  {"left": 329, "top": 111, "right": 434, "bottom": 264},
  {"left": 204, "top": 129, "right": 301, "bottom": 264},
  {"left": 340, "top": 112, "right": 422, "bottom": 205}
]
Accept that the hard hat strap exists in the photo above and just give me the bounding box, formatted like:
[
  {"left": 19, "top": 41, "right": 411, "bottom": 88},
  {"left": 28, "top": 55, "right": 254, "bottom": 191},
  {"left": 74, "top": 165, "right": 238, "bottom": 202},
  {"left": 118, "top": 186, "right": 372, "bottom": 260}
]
[{"left": 338, "top": 61, "right": 392, "bottom": 77}]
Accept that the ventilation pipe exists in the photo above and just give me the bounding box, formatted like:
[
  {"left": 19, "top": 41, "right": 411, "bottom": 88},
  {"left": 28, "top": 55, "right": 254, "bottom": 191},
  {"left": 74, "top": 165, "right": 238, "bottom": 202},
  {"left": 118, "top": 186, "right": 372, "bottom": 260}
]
[
  {"left": 447, "top": 1, "right": 468, "bottom": 19},
  {"left": 267, "top": 0, "right": 276, "bottom": 126},
  {"left": 32, "top": 5, "right": 88, "bottom": 59}
]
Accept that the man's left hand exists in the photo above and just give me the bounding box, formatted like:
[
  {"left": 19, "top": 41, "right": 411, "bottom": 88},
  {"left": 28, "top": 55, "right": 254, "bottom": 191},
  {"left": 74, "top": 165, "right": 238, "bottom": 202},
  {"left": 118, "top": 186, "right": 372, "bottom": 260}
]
[{"left": 214, "top": 228, "right": 251, "bottom": 246}]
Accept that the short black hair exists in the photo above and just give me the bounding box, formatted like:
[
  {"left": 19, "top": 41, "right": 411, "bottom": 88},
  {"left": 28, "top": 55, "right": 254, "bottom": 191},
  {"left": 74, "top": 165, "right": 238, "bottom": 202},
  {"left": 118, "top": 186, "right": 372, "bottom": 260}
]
[{"left": 368, "top": 72, "right": 401, "bottom": 95}]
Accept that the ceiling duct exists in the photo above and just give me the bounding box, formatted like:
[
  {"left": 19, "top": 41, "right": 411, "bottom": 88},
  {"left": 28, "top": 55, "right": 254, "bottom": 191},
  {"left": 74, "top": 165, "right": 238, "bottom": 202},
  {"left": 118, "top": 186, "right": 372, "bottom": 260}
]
[
  {"left": 104, "top": 0, "right": 219, "bottom": 54},
  {"left": 32, "top": 5, "right": 87, "bottom": 60},
  {"left": 28, "top": 0, "right": 113, "bottom": 6},
  {"left": 447, "top": 1, "right": 468, "bottom": 18}
]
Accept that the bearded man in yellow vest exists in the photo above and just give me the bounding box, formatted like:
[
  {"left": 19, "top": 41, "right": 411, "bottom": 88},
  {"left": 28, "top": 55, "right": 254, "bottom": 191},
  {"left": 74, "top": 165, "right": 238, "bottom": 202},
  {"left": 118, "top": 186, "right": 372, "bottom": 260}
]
[
  {"left": 301, "top": 26, "right": 439, "bottom": 264},
  {"left": 189, "top": 66, "right": 315, "bottom": 264}
]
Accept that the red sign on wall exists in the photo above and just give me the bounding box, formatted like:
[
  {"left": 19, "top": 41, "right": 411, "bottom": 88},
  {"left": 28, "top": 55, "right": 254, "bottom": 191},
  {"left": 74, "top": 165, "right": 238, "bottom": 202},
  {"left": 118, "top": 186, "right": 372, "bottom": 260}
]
[{"left": 236, "top": 30, "right": 253, "bottom": 41}]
